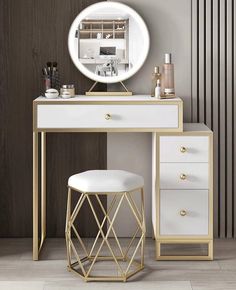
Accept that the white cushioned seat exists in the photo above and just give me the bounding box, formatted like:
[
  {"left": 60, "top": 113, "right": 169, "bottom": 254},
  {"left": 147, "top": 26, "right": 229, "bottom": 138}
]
[{"left": 68, "top": 170, "right": 144, "bottom": 193}]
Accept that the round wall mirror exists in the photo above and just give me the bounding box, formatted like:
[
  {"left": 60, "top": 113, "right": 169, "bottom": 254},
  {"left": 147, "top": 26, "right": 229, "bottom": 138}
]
[{"left": 68, "top": 1, "right": 150, "bottom": 84}]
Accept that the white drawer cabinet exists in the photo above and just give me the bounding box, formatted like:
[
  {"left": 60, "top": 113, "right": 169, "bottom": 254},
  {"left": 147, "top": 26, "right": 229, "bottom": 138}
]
[{"left": 152, "top": 123, "right": 213, "bottom": 260}]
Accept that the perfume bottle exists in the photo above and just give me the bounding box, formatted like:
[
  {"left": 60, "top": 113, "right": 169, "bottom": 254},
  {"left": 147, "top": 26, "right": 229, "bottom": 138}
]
[
  {"left": 155, "top": 79, "right": 161, "bottom": 98},
  {"left": 151, "top": 66, "right": 161, "bottom": 97},
  {"left": 161, "top": 53, "right": 175, "bottom": 98}
]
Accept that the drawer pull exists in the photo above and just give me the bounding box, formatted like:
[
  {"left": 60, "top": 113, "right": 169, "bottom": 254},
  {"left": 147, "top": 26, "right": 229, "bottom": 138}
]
[
  {"left": 180, "top": 173, "right": 187, "bottom": 180},
  {"left": 180, "top": 210, "right": 187, "bottom": 216},
  {"left": 180, "top": 146, "right": 187, "bottom": 153},
  {"left": 105, "top": 113, "right": 112, "bottom": 120}
]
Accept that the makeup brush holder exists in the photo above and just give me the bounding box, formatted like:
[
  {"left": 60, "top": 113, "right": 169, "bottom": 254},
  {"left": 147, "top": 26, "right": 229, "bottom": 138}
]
[
  {"left": 51, "top": 71, "right": 60, "bottom": 91},
  {"left": 42, "top": 62, "right": 61, "bottom": 92}
]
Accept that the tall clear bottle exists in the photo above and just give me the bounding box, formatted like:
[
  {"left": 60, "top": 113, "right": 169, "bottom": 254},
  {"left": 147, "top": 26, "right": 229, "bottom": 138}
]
[
  {"left": 151, "top": 66, "right": 161, "bottom": 97},
  {"left": 161, "top": 53, "right": 175, "bottom": 98}
]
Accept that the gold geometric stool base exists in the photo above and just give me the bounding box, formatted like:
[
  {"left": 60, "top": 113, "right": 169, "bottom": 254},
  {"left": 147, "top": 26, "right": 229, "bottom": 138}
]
[{"left": 65, "top": 187, "right": 145, "bottom": 282}]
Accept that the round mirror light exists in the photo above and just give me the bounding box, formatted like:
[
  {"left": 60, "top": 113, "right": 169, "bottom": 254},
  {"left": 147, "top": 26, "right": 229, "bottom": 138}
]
[{"left": 68, "top": 1, "right": 150, "bottom": 84}]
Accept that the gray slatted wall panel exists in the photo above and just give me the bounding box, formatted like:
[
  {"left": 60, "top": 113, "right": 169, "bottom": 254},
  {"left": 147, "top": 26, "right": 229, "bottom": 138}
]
[
  {"left": 212, "top": 0, "right": 219, "bottom": 238},
  {"left": 191, "top": 0, "right": 235, "bottom": 238},
  {"left": 234, "top": 0, "right": 236, "bottom": 237}
]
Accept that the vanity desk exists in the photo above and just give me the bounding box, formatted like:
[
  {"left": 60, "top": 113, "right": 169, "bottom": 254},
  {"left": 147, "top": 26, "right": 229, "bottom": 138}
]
[{"left": 32, "top": 95, "right": 213, "bottom": 261}]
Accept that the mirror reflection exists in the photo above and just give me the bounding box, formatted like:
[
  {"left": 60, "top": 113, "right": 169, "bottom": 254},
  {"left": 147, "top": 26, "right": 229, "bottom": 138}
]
[{"left": 75, "top": 6, "right": 146, "bottom": 79}]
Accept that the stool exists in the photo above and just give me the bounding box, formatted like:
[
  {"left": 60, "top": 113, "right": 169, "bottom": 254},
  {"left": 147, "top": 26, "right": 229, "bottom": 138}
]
[{"left": 65, "top": 170, "right": 145, "bottom": 282}]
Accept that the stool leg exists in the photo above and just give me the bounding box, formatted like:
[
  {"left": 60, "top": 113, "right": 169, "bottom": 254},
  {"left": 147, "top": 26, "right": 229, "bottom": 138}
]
[{"left": 65, "top": 187, "right": 72, "bottom": 268}]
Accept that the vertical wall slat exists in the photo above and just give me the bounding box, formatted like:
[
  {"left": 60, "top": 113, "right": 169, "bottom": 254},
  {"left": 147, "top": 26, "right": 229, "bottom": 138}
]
[
  {"left": 234, "top": 0, "right": 236, "bottom": 237},
  {"left": 199, "top": 0, "right": 205, "bottom": 123},
  {"left": 206, "top": 0, "right": 212, "bottom": 128},
  {"left": 226, "top": 0, "right": 233, "bottom": 238},
  {"left": 192, "top": 0, "right": 198, "bottom": 122},
  {"left": 219, "top": 0, "right": 226, "bottom": 238},
  {"left": 212, "top": 0, "right": 219, "bottom": 237}
]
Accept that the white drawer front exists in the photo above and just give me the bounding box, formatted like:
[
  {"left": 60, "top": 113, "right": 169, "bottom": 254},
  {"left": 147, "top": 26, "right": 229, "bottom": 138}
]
[
  {"left": 160, "top": 136, "right": 209, "bottom": 162},
  {"left": 160, "top": 163, "right": 208, "bottom": 189},
  {"left": 160, "top": 190, "right": 209, "bottom": 236},
  {"left": 37, "top": 104, "right": 179, "bottom": 129}
]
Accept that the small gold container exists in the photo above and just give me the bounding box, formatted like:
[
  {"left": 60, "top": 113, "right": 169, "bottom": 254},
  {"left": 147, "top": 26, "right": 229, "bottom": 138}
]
[{"left": 60, "top": 85, "right": 75, "bottom": 98}]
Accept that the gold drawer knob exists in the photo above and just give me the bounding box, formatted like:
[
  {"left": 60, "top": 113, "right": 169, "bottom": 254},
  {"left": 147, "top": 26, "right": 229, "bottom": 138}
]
[
  {"left": 105, "top": 113, "right": 112, "bottom": 120},
  {"left": 180, "top": 146, "right": 187, "bottom": 153},
  {"left": 180, "top": 173, "right": 187, "bottom": 180},
  {"left": 180, "top": 210, "right": 187, "bottom": 216}
]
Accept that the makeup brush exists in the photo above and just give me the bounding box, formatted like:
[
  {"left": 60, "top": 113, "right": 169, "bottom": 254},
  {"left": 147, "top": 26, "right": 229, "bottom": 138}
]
[
  {"left": 51, "top": 62, "right": 60, "bottom": 90},
  {"left": 47, "top": 62, "right": 52, "bottom": 75},
  {"left": 52, "top": 61, "right": 57, "bottom": 70},
  {"left": 42, "top": 67, "right": 48, "bottom": 76}
]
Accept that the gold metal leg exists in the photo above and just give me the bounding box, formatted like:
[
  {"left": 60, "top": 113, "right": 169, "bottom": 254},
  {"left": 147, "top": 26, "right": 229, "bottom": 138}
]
[
  {"left": 208, "top": 240, "right": 214, "bottom": 260},
  {"left": 156, "top": 242, "right": 161, "bottom": 260},
  {"left": 39, "top": 132, "right": 46, "bottom": 251},
  {"left": 33, "top": 132, "right": 39, "bottom": 260},
  {"left": 33, "top": 132, "right": 47, "bottom": 260}
]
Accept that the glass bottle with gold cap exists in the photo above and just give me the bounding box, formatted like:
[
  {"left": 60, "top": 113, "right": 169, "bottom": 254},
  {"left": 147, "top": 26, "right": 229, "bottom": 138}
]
[{"left": 151, "top": 66, "right": 161, "bottom": 97}]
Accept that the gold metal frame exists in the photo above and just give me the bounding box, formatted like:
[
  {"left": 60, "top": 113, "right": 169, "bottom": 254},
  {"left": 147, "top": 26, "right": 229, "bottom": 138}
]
[
  {"left": 65, "top": 187, "right": 145, "bottom": 282},
  {"left": 153, "top": 129, "right": 213, "bottom": 261},
  {"left": 86, "top": 81, "right": 132, "bottom": 96}
]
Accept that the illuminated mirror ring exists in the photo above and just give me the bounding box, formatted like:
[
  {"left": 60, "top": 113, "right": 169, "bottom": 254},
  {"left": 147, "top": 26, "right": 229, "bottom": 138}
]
[{"left": 68, "top": 1, "right": 150, "bottom": 84}]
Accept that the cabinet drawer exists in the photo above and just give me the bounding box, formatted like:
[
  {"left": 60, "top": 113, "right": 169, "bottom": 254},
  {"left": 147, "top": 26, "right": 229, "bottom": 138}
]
[
  {"left": 160, "top": 163, "right": 208, "bottom": 189},
  {"left": 160, "top": 190, "right": 209, "bottom": 236},
  {"left": 160, "top": 136, "right": 209, "bottom": 162},
  {"left": 37, "top": 104, "right": 179, "bottom": 129}
]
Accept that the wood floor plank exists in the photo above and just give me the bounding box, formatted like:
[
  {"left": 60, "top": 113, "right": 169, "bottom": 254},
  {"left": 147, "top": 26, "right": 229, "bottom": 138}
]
[
  {"left": 0, "top": 238, "right": 235, "bottom": 290},
  {"left": 191, "top": 281, "right": 236, "bottom": 290}
]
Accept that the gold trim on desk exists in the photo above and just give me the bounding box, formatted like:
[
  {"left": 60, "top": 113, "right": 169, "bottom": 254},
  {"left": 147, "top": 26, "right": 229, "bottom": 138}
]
[{"left": 33, "top": 98, "right": 183, "bottom": 105}]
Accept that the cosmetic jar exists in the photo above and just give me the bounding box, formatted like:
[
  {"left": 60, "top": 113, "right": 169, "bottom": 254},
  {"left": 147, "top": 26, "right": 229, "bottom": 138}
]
[
  {"left": 60, "top": 85, "right": 75, "bottom": 98},
  {"left": 45, "top": 88, "right": 59, "bottom": 99}
]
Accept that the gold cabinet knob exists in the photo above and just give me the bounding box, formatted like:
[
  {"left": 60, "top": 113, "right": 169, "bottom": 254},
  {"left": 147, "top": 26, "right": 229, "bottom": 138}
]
[
  {"left": 180, "top": 146, "right": 187, "bottom": 153},
  {"left": 180, "top": 173, "right": 187, "bottom": 180},
  {"left": 105, "top": 113, "right": 112, "bottom": 120},
  {"left": 180, "top": 210, "right": 187, "bottom": 216}
]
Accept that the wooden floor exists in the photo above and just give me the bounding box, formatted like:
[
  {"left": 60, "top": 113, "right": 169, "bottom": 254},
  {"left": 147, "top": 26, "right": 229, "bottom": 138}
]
[{"left": 0, "top": 238, "right": 236, "bottom": 289}]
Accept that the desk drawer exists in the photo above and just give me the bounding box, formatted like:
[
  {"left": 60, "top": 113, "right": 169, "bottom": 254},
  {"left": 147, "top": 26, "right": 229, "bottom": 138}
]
[
  {"left": 160, "top": 136, "right": 209, "bottom": 162},
  {"left": 160, "top": 163, "right": 208, "bottom": 189},
  {"left": 160, "top": 189, "right": 209, "bottom": 236},
  {"left": 36, "top": 104, "right": 179, "bottom": 129}
]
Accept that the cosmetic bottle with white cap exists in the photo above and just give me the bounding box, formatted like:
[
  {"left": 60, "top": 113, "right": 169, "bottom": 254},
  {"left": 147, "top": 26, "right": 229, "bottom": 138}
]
[{"left": 161, "top": 53, "right": 175, "bottom": 98}]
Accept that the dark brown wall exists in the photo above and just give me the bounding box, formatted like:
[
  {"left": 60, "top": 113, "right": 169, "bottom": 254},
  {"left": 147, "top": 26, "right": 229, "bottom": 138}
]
[{"left": 0, "top": 0, "right": 106, "bottom": 237}]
